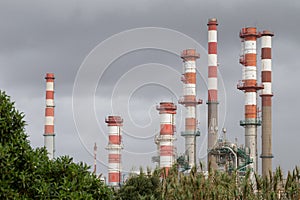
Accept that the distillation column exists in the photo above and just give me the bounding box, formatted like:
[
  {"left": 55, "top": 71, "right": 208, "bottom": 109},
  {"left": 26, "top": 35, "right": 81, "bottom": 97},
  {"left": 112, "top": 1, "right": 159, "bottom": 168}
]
[
  {"left": 105, "top": 116, "right": 123, "bottom": 187},
  {"left": 238, "top": 28, "right": 262, "bottom": 172},
  {"left": 44, "top": 73, "right": 55, "bottom": 160},
  {"left": 207, "top": 18, "right": 219, "bottom": 170},
  {"left": 156, "top": 102, "right": 177, "bottom": 176},
  {"left": 179, "top": 49, "right": 202, "bottom": 168},
  {"left": 260, "top": 30, "right": 274, "bottom": 177}
]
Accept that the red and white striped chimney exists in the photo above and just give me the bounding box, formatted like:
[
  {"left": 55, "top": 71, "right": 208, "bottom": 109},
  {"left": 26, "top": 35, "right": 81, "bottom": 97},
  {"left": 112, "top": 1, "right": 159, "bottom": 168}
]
[
  {"left": 238, "top": 27, "right": 263, "bottom": 172},
  {"left": 179, "top": 49, "right": 202, "bottom": 168},
  {"left": 260, "top": 30, "right": 274, "bottom": 177},
  {"left": 156, "top": 102, "right": 177, "bottom": 176},
  {"left": 207, "top": 18, "right": 219, "bottom": 170},
  {"left": 105, "top": 116, "right": 123, "bottom": 187},
  {"left": 44, "top": 73, "right": 55, "bottom": 160}
]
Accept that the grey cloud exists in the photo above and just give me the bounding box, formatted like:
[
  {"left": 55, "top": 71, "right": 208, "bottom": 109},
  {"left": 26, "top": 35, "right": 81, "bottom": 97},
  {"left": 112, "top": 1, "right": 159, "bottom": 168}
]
[{"left": 0, "top": 0, "right": 299, "bottom": 175}]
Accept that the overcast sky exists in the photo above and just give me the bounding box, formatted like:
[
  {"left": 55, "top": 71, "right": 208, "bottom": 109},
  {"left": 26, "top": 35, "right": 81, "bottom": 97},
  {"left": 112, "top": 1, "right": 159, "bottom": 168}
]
[{"left": 0, "top": 0, "right": 299, "bottom": 177}]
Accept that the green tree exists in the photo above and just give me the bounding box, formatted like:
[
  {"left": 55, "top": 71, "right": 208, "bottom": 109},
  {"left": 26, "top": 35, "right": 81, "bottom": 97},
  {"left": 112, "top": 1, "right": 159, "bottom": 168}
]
[
  {"left": 0, "top": 91, "right": 113, "bottom": 199},
  {"left": 116, "top": 168, "right": 162, "bottom": 200}
]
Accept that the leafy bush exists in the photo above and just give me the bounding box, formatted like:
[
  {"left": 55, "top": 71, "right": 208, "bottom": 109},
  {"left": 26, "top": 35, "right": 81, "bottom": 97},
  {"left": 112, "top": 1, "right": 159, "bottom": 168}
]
[{"left": 0, "top": 91, "right": 113, "bottom": 199}]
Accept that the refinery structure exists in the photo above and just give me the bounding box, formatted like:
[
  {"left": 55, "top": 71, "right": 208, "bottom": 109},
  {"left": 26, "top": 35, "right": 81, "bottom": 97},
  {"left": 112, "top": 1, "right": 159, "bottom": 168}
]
[{"left": 42, "top": 18, "right": 274, "bottom": 186}]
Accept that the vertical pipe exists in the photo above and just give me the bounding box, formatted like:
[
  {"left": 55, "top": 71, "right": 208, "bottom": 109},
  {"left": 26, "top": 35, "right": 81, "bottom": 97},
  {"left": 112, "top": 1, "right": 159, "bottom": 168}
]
[
  {"left": 156, "top": 102, "right": 177, "bottom": 176},
  {"left": 94, "top": 142, "right": 97, "bottom": 174},
  {"left": 207, "top": 18, "right": 219, "bottom": 170},
  {"left": 179, "top": 49, "right": 202, "bottom": 168},
  {"left": 260, "top": 30, "right": 274, "bottom": 177},
  {"left": 237, "top": 27, "right": 262, "bottom": 172},
  {"left": 44, "top": 73, "right": 55, "bottom": 160},
  {"left": 105, "top": 116, "right": 123, "bottom": 187}
]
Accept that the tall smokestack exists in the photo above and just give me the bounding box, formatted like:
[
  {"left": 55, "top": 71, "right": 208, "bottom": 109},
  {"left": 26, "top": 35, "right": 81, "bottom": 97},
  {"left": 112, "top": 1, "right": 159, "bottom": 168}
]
[
  {"left": 238, "top": 27, "right": 262, "bottom": 172},
  {"left": 179, "top": 49, "right": 202, "bottom": 168},
  {"left": 44, "top": 73, "right": 55, "bottom": 159},
  {"left": 156, "top": 102, "right": 177, "bottom": 176},
  {"left": 260, "top": 30, "right": 274, "bottom": 177},
  {"left": 207, "top": 18, "right": 219, "bottom": 170},
  {"left": 105, "top": 116, "right": 123, "bottom": 187}
]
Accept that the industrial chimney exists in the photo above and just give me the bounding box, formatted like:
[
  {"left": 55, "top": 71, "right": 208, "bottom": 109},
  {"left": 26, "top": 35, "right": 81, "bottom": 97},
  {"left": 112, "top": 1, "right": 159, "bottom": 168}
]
[
  {"left": 238, "top": 27, "right": 263, "bottom": 172},
  {"left": 179, "top": 49, "right": 202, "bottom": 168},
  {"left": 207, "top": 18, "right": 219, "bottom": 170},
  {"left": 105, "top": 116, "right": 123, "bottom": 187},
  {"left": 156, "top": 102, "right": 177, "bottom": 176},
  {"left": 260, "top": 30, "right": 274, "bottom": 177},
  {"left": 44, "top": 73, "right": 55, "bottom": 160}
]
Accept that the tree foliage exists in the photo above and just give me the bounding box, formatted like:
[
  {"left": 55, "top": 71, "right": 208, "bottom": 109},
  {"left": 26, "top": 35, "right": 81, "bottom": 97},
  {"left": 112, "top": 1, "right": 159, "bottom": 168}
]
[
  {"left": 116, "top": 168, "right": 162, "bottom": 200},
  {"left": 0, "top": 91, "right": 113, "bottom": 199}
]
